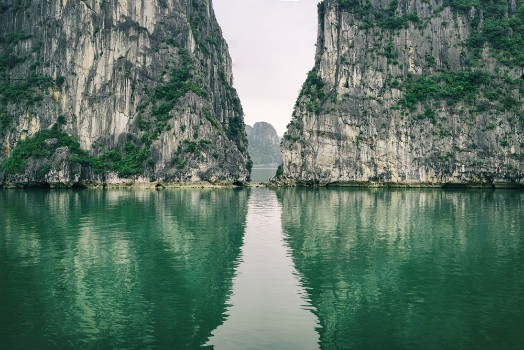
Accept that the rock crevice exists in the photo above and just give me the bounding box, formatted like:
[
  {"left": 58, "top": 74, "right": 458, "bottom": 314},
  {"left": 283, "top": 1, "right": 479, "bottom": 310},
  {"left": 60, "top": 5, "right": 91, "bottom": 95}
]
[
  {"left": 282, "top": 0, "right": 524, "bottom": 187},
  {"left": 0, "top": 0, "right": 250, "bottom": 187}
]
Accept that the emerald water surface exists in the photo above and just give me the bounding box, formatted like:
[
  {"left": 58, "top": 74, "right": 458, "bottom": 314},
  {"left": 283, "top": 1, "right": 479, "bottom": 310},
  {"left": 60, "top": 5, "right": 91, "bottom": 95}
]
[{"left": 1, "top": 188, "right": 523, "bottom": 349}]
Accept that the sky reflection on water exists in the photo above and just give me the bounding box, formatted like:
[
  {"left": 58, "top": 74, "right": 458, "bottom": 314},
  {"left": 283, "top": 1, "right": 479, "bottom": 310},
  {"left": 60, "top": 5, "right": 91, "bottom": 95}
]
[{"left": 1, "top": 188, "right": 523, "bottom": 349}]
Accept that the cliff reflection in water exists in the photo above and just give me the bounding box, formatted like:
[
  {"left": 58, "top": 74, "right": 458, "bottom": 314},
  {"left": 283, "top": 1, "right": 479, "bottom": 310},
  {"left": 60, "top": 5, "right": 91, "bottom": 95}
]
[
  {"left": 277, "top": 188, "right": 524, "bottom": 349},
  {"left": 207, "top": 189, "right": 319, "bottom": 349},
  {"left": 0, "top": 189, "right": 249, "bottom": 349}
]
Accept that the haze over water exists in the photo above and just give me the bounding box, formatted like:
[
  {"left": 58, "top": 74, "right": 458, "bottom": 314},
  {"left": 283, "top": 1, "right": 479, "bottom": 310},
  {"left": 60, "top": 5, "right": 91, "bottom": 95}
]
[{"left": 1, "top": 188, "right": 523, "bottom": 349}]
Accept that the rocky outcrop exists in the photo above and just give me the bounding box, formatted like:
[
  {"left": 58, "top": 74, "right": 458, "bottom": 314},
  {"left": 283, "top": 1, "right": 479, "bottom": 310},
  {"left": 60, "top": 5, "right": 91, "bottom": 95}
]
[
  {"left": 0, "top": 0, "right": 250, "bottom": 187},
  {"left": 281, "top": 0, "right": 524, "bottom": 187},
  {"left": 246, "top": 121, "right": 281, "bottom": 167}
]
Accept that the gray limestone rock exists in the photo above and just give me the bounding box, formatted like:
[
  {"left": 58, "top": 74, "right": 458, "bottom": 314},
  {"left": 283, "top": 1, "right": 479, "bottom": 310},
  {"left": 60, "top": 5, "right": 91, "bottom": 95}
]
[
  {"left": 0, "top": 0, "right": 250, "bottom": 187},
  {"left": 281, "top": 0, "right": 524, "bottom": 187},
  {"left": 246, "top": 122, "right": 282, "bottom": 167}
]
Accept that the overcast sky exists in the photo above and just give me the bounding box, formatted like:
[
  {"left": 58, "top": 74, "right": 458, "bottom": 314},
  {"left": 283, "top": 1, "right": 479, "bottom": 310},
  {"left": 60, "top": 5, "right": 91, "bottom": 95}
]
[{"left": 213, "top": 0, "right": 319, "bottom": 136}]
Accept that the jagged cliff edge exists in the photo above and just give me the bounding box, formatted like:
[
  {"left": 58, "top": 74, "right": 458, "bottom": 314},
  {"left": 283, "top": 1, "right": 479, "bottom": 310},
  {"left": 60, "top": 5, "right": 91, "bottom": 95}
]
[
  {"left": 246, "top": 122, "right": 282, "bottom": 167},
  {"left": 280, "top": 0, "right": 524, "bottom": 187},
  {"left": 0, "top": 0, "right": 251, "bottom": 187}
]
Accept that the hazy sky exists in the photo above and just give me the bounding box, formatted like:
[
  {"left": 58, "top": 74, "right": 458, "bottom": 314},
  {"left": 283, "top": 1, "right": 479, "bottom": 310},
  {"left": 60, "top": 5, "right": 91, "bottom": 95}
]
[{"left": 213, "top": 0, "right": 319, "bottom": 136}]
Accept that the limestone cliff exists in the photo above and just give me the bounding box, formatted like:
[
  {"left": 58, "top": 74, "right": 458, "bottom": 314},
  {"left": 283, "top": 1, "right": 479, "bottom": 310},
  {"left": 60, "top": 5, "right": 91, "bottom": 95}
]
[
  {"left": 0, "top": 0, "right": 250, "bottom": 187},
  {"left": 282, "top": 0, "right": 524, "bottom": 187},
  {"left": 246, "top": 122, "right": 281, "bottom": 167}
]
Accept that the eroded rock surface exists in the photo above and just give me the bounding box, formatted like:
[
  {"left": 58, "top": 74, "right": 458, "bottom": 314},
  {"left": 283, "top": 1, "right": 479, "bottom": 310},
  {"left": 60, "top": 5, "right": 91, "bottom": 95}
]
[
  {"left": 282, "top": 0, "right": 524, "bottom": 187},
  {"left": 246, "top": 122, "right": 281, "bottom": 167},
  {"left": 0, "top": 0, "right": 250, "bottom": 187}
]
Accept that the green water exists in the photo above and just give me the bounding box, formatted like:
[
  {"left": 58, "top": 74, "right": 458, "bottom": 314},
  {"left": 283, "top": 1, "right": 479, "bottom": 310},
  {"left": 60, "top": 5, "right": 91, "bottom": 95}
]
[{"left": 1, "top": 188, "right": 523, "bottom": 349}]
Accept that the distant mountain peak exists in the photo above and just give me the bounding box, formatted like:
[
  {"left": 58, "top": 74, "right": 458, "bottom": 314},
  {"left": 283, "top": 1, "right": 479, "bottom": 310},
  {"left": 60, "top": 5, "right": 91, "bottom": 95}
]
[{"left": 246, "top": 121, "right": 282, "bottom": 167}]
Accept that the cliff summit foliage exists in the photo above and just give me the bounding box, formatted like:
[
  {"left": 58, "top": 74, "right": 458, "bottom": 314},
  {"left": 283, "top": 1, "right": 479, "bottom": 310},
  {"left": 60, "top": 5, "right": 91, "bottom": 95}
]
[
  {"left": 331, "top": 0, "right": 524, "bottom": 66},
  {"left": 333, "top": 0, "right": 420, "bottom": 29},
  {"left": 283, "top": 0, "right": 523, "bottom": 185}
]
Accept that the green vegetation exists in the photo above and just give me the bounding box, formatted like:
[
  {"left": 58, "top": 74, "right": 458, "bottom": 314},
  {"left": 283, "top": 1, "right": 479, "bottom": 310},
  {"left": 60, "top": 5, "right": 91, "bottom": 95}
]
[
  {"left": 173, "top": 156, "right": 187, "bottom": 169},
  {"left": 0, "top": 11, "right": 249, "bottom": 178},
  {"left": 216, "top": 74, "right": 247, "bottom": 153},
  {"left": 398, "top": 70, "right": 490, "bottom": 109},
  {"left": 416, "top": 109, "right": 437, "bottom": 123},
  {"left": 0, "top": 73, "right": 57, "bottom": 105},
  {"left": 138, "top": 46, "right": 210, "bottom": 142},
  {"left": 227, "top": 116, "right": 243, "bottom": 141},
  {"left": 333, "top": 0, "right": 524, "bottom": 66},
  {"left": 246, "top": 158, "right": 253, "bottom": 174},
  {"left": 3, "top": 125, "right": 150, "bottom": 177},
  {"left": 0, "top": 31, "right": 32, "bottom": 45},
  {"left": 199, "top": 139, "right": 211, "bottom": 147},
  {"left": 443, "top": 0, "right": 479, "bottom": 12},
  {"left": 0, "top": 2, "right": 10, "bottom": 14},
  {"left": 189, "top": 1, "right": 208, "bottom": 47},
  {"left": 0, "top": 29, "right": 76, "bottom": 175},
  {"left": 55, "top": 75, "right": 65, "bottom": 87},
  {"left": 84, "top": 141, "right": 150, "bottom": 177},
  {"left": 284, "top": 134, "right": 301, "bottom": 142},
  {"left": 3, "top": 126, "right": 88, "bottom": 174},
  {"left": 383, "top": 41, "right": 398, "bottom": 59},
  {"left": 373, "top": 0, "right": 419, "bottom": 30},
  {"left": 425, "top": 54, "right": 437, "bottom": 67},
  {"left": 299, "top": 69, "right": 326, "bottom": 113},
  {"left": 152, "top": 48, "right": 203, "bottom": 117},
  {"left": 454, "top": 0, "right": 524, "bottom": 67},
  {"left": 438, "top": 151, "right": 454, "bottom": 161},
  {"left": 189, "top": 0, "right": 224, "bottom": 59},
  {"left": 337, "top": 0, "right": 371, "bottom": 18},
  {"left": 0, "top": 31, "right": 32, "bottom": 74},
  {"left": 397, "top": 69, "right": 523, "bottom": 114},
  {"left": 183, "top": 139, "right": 197, "bottom": 153},
  {"left": 117, "top": 17, "right": 149, "bottom": 33},
  {"left": 0, "top": 107, "right": 13, "bottom": 135},
  {"left": 171, "top": 139, "right": 200, "bottom": 169},
  {"left": 0, "top": 31, "right": 63, "bottom": 107},
  {"left": 203, "top": 108, "right": 218, "bottom": 127},
  {"left": 56, "top": 115, "right": 66, "bottom": 125},
  {"left": 336, "top": 0, "right": 420, "bottom": 30},
  {"left": 0, "top": 52, "right": 27, "bottom": 71}
]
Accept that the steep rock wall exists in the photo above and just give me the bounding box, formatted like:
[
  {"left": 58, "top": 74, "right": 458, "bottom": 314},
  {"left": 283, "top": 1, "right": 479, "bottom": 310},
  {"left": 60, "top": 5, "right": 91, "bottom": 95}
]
[
  {"left": 282, "top": 0, "right": 524, "bottom": 187},
  {"left": 246, "top": 122, "right": 282, "bottom": 167},
  {"left": 0, "top": 0, "right": 250, "bottom": 187}
]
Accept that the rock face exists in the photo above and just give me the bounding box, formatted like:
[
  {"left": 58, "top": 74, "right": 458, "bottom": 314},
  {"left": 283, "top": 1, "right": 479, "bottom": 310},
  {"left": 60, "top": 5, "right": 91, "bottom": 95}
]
[
  {"left": 0, "top": 0, "right": 250, "bottom": 187},
  {"left": 246, "top": 122, "right": 281, "bottom": 167},
  {"left": 281, "top": 0, "right": 524, "bottom": 187}
]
